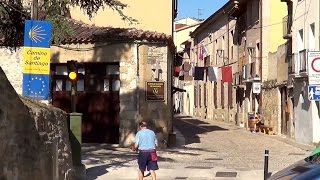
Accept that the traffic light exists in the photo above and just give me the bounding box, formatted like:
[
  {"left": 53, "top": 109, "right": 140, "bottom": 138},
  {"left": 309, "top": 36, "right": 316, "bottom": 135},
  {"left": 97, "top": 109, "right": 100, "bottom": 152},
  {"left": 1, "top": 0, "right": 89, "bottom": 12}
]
[{"left": 67, "top": 60, "right": 78, "bottom": 82}]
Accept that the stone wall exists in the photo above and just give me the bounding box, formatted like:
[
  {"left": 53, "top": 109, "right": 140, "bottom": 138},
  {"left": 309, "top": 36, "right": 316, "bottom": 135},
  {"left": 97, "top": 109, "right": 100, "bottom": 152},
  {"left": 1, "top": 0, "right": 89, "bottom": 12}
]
[
  {"left": 138, "top": 44, "right": 172, "bottom": 148},
  {"left": 262, "top": 88, "right": 279, "bottom": 133},
  {"left": 118, "top": 43, "right": 173, "bottom": 147},
  {"left": 0, "top": 67, "right": 74, "bottom": 180}
]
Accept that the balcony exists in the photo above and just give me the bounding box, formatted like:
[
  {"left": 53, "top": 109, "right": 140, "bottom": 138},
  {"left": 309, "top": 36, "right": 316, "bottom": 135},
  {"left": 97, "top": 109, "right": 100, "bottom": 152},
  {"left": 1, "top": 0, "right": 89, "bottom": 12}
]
[
  {"left": 289, "top": 49, "right": 308, "bottom": 78},
  {"left": 283, "top": 15, "right": 292, "bottom": 39},
  {"left": 233, "top": 72, "right": 241, "bottom": 86},
  {"left": 242, "top": 62, "right": 261, "bottom": 83}
]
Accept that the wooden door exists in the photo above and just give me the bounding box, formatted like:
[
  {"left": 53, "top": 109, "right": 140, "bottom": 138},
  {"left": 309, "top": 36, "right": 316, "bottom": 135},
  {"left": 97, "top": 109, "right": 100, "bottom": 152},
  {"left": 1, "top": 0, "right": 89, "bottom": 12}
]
[
  {"left": 51, "top": 62, "right": 120, "bottom": 144},
  {"left": 280, "top": 86, "right": 289, "bottom": 135}
]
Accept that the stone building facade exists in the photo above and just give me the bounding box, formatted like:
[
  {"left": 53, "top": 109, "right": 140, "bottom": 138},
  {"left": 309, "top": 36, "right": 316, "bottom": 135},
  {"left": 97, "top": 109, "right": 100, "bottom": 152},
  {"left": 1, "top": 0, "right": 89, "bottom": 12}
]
[
  {"left": 0, "top": 20, "right": 174, "bottom": 147},
  {"left": 175, "top": 0, "right": 294, "bottom": 138}
]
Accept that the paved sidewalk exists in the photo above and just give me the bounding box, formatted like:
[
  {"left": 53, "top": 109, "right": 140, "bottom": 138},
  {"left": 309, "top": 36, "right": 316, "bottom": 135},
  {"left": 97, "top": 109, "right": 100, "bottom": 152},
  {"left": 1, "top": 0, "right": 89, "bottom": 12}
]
[{"left": 82, "top": 115, "right": 315, "bottom": 180}]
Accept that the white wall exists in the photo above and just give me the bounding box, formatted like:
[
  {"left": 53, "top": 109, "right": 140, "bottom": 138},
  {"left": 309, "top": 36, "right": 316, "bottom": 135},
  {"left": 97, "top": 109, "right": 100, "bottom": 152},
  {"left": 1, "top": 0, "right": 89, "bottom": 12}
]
[{"left": 292, "top": 0, "right": 320, "bottom": 145}]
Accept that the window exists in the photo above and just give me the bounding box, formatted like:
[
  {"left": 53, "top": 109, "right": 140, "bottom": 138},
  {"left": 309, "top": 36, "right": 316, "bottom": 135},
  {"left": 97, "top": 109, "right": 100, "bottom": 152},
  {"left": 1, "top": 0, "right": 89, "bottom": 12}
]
[
  {"left": 204, "top": 83, "right": 207, "bottom": 107},
  {"left": 213, "top": 82, "right": 217, "bottom": 108},
  {"left": 248, "top": 48, "right": 254, "bottom": 63},
  {"left": 221, "top": 81, "right": 224, "bottom": 109},
  {"left": 231, "top": 46, "right": 234, "bottom": 59},
  {"left": 199, "top": 84, "right": 202, "bottom": 108},
  {"left": 309, "top": 23, "right": 315, "bottom": 50},
  {"left": 51, "top": 63, "right": 120, "bottom": 92},
  {"left": 298, "top": 29, "right": 304, "bottom": 51},
  {"left": 194, "top": 84, "right": 197, "bottom": 107},
  {"left": 228, "top": 83, "right": 233, "bottom": 109}
]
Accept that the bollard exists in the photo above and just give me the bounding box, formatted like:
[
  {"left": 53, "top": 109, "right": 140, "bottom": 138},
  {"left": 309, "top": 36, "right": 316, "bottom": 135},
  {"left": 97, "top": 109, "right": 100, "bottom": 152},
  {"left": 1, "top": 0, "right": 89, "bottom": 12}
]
[
  {"left": 264, "top": 150, "right": 269, "bottom": 180},
  {"left": 69, "top": 113, "right": 86, "bottom": 180}
]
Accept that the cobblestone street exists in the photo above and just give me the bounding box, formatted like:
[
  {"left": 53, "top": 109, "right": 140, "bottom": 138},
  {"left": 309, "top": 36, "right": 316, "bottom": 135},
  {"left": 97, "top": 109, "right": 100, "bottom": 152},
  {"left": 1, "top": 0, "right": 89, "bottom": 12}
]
[{"left": 82, "top": 115, "right": 315, "bottom": 179}]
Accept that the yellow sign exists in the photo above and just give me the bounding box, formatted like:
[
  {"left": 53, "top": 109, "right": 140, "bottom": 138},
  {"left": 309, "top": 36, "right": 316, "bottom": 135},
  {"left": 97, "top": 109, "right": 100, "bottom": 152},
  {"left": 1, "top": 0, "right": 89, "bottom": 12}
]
[{"left": 23, "top": 47, "right": 50, "bottom": 74}]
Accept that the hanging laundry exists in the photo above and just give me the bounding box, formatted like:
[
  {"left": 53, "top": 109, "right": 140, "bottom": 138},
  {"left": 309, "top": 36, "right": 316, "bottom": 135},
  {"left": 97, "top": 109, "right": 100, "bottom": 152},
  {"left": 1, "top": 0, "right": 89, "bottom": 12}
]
[
  {"left": 194, "top": 67, "right": 205, "bottom": 81},
  {"left": 222, "top": 66, "right": 232, "bottom": 83},
  {"left": 208, "top": 66, "right": 218, "bottom": 82},
  {"left": 198, "top": 43, "right": 208, "bottom": 61}
]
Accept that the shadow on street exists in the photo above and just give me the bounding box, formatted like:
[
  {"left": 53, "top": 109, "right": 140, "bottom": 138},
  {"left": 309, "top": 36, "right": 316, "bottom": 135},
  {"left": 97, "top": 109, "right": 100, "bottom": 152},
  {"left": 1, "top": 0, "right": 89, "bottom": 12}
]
[
  {"left": 82, "top": 143, "right": 176, "bottom": 179},
  {"left": 174, "top": 115, "right": 227, "bottom": 145}
]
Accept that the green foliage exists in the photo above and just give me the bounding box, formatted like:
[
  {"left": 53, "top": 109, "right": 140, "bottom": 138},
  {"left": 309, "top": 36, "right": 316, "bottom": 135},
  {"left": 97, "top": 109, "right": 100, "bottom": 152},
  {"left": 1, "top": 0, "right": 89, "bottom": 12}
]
[
  {"left": 0, "top": 1, "right": 28, "bottom": 47},
  {"left": 0, "top": 0, "right": 137, "bottom": 47}
]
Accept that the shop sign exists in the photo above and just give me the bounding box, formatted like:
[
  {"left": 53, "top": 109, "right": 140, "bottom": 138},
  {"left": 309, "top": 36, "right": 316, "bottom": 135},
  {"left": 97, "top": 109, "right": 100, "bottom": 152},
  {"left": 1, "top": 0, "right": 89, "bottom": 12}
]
[{"left": 146, "top": 81, "right": 165, "bottom": 101}]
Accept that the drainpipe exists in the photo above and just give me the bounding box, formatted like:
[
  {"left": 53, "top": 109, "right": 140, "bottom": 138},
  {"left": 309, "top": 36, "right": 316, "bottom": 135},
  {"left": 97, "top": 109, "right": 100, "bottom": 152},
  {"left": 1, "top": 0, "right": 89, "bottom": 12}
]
[
  {"left": 237, "top": 19, "right": 240, "bottom": 125},
  {"left": 227, "top": 15, "right": 230, "bottom": 124},
  {"left": 259, "top": 0, "right": 263, "bottom": 112},
  {"left": 135, "top": 43, "right": 141, "bottom": 126}
]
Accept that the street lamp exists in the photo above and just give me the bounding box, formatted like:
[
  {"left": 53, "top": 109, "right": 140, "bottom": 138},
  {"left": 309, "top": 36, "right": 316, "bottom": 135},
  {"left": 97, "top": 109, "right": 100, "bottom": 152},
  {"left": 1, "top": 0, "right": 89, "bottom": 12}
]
[{"left": 67, "top": 60, "right": 78, "bottom": 113}]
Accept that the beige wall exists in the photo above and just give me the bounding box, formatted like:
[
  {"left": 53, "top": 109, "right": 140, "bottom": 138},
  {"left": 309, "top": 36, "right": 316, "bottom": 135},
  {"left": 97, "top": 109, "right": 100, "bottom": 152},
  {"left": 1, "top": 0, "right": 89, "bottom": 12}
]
[
  {"left": 0, "top": 48, "right": 23, "bottom": 95},
  {"left": 137, "top": 45, "right": 172, "bottom": 147},
  {"left": 51, "top": 43, "right": 135, "bottom": 63},
  {"left": 189, "top": 12, "right": 238, "bottom": 123},
  {"left": 292, "top": 0, "right": 319, "bottom": 52},
  {"left": 267, "top": 44, "right": 288, "bottom": 84},
  {"left": 70, "top": 0, "right": 174, "bottom": 35},
  {"left": 262, "top": 88, "right": 280, "bottom": 133},
  {"left": 174, "top": 24, "right": 200, "bottom": 52}
]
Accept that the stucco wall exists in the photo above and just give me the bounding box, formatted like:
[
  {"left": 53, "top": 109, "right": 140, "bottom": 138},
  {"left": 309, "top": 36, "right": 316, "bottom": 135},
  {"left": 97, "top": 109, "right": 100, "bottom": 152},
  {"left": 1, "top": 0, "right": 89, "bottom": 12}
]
[
  {"left": 292, "top": 0, "right": 319, "bottom": 52},
  {"left": 267, "top": 44, "right": 288, "bottom": 84},
  {"left": 174, "top": 24, "right": 200, "bottom": 52},
  {"left": 294, "top": 80, "right": 314, "bottom": 144},
  {"left": 69, "top": 0, "right": 173, "bottom": 35},
  {"left": 0, "top": 48, "right": 23, "bottom": 95},
  {"left": 51, "top": 43, "right": 135, "bottom": 63},
  {"left": 0, "top": 67, "right": 74, "bottom": 180}
]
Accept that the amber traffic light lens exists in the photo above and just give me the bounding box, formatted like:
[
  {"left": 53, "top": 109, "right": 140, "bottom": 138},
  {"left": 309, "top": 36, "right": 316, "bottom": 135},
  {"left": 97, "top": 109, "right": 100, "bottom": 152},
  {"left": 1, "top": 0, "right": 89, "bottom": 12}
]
[{"left": 69, "top": 72, "right": 77, "bottom": 80}]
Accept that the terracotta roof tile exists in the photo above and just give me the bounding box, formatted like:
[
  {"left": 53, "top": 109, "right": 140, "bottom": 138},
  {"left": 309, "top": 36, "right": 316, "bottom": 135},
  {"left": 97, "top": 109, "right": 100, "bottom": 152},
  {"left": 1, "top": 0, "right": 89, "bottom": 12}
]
[
  {"left": 0, "top": 19, "right": 175, "bottom": 52},
  {"left": 61, "top": 19, "right": 174, "bottom": 46}
]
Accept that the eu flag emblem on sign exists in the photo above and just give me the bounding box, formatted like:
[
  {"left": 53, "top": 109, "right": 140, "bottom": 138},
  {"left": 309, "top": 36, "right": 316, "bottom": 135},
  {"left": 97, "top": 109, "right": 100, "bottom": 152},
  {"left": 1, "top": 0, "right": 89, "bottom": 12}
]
[
  {"left": 24, "top": 20, "right": 52, "bottom": 48},
  {"left": 23, "top": 74, "right": 50, "bottom": 100}
]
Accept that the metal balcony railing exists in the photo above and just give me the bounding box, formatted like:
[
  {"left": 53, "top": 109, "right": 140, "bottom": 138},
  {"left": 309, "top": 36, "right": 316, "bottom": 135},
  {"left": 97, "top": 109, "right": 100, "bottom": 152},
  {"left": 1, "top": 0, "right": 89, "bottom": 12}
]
[
  {"left": 289, "top": 50, "right": 308, "bottom": 77},
  {"left": 283, "top": 15, "right": 292, "bottom": 39},
  {"left": 288, "top": 53, "right": 294, "bottom": 74},
  {"left": 299, "top": 49, "right": 307, "bottom": 72}
]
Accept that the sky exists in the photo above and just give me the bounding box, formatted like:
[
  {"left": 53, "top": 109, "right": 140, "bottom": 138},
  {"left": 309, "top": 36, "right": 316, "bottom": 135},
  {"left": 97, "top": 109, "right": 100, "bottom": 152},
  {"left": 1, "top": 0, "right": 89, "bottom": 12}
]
[{"left": 177, "top": 0, "right": 229, "bottom": 20}]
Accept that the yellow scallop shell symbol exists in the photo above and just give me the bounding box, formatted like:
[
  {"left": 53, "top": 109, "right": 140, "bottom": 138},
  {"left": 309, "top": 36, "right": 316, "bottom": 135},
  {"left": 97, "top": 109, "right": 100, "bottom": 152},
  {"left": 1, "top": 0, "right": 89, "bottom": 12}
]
[{"left": 28, "top": 25, "right": 46, "bottom": 43}]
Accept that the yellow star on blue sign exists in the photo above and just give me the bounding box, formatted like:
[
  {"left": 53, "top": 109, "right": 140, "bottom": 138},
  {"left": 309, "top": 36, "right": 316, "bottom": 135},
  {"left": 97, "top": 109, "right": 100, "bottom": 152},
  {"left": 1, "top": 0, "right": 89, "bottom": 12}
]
[{"left": 23, "top": 74, "right": 49, "bottom": 100}]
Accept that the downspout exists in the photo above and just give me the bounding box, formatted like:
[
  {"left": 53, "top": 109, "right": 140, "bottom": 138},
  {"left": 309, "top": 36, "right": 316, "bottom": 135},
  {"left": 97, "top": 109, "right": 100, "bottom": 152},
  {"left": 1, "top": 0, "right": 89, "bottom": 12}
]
[
  {"left": 237, "top": 18, "right": 240, "bottom": 125},
  {"left": 170, "top": 0, "right": 177, "bottom": 135},
  {"left": 227, "top": 14, "right": 230, "bottom": 124},
  {"left": 259, "top": 0, "right": 263, "bottom": 112},
  {"left": 135, "top": 43, "right": 141, "bottom": 125}
]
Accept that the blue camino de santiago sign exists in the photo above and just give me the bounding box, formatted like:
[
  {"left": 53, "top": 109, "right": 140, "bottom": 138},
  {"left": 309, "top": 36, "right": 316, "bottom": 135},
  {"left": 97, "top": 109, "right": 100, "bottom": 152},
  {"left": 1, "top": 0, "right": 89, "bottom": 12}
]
[{"left": 22, "top": 20, "right": 52, "bottom": 100}]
